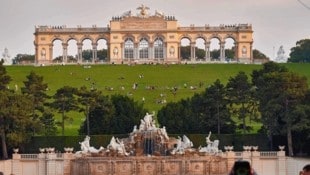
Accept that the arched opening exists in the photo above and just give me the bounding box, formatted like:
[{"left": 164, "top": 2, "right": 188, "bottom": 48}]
[
  {"left": 82, "top": 39, "right": 92, "bottom": 63},
  {"left": 180, "top": 38, "right": 190, "bottom": 60},
  {"left": 139, "top": 38, "right": 149, "bottom": 59},
  {"left": 154, "top": 37, "right": 164, "bottom": 59},
  {"left": 97, "top": 39, "right": 108, "bottom": 62},
  {"left": 124, "top": 38, "right": 134, "bottom": 60},
  {"left": 67, "top": 39, "right": 78, "bottom": 63},
  {"left": 52, "top": 39, "right": 62, "bottom": 63},
  {"left": 224, "top": 37, "right": 236, "bottom": 62},
  {"left": 210, "top": 38, "right": 220, "bottom": 61},
  {"left": 195, "top": 38, "right": 206, "bottom": 60}
]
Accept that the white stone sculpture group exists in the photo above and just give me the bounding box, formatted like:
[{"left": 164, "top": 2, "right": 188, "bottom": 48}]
[
  {"left": 198, "top": 131, "right": 220, "bottom": 154},
  {"left": 75, "top": 113, "right": 220, "bottom": 157}
]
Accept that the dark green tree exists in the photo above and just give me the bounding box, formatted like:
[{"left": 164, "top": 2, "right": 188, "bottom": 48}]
[
  {"left": 226, "top": 71, "right": 257, "bottom": 133},
  {"left": 97, "top": 49, "right": 108, "bottom": 60},
  {"left": 40, "top": 111, "right": 57, "bottom": 136},
  {"left": 210, "top": 49, "right": 220, "bottom": 60},
  {"left": 110, "top": 95, "right": 147, "bottom": 134},
  {"left": 253, "top": 49, "right": 269, "bottom": 60},
  {"left": 158, "top": 99, "right": 195, "bottom": 134},
  {"left": 0, "top": 60, "right": 11, "bottom": 91},
  {"left": 195, "top": 48, "right": 206, "bottom": 59},
  {"left": 0, "top": 91, "right": 35, "bottom": 159},
  {"left": 82, "top": 49, "right": 92, "bottom": 61},
  {"left": 203, "top": 79, "right": 234, "bottom": 134},
  {"left": 180, "top": 46, "right": 190, "bottom": 60},
  {"left": 51, "top": 86, "right": 78, "bottom": 136},
  {"left": 79, "top": 94, "right": 115, "bottom": 134},
  {"left": 13, "top": 54, "right": 35, "bottom": 64},
  {"left": 288, "top": 39, "right": 310, "bottom": 62},
  {"left": 77, "top": 86, "right": 102, "bottom": 135},
  {"left": 252, "top": 62, "right": 308, "bottom": 156}
]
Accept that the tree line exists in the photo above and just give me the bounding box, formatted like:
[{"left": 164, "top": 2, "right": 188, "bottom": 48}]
[{"left": 0, "top": 61, "right": 310, "bottom": 159}]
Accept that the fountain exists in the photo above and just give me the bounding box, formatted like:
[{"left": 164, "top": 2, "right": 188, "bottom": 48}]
[{"left": 71, "top": 113, "right": 227, "bottom": 175}]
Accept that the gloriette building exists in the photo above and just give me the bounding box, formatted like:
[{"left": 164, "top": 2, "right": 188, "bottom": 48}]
[{"left": 34, "top": 5, "right": 253, "bottom": 65}]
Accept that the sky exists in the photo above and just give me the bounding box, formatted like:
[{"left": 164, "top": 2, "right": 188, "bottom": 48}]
[{"left": 0, "top": 0, "right": 310, "bottom": 60}]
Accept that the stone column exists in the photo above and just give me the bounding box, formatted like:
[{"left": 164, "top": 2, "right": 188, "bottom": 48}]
[
  {"left": 46, "top": 152, "right": 57, "bottom": 175},
  {"left": 62, "top": 43, "right": 68, "bottom": 63},
  {"left": 277, "top": 150, "right": 286, "bottom": 175},
  {"left": 12, "top": 153, "right": 21, "bottom": 175},
  {"left": 63, "top": 152, "right": 74, "bottom": 175},
  {"left": 38, "top": 153, "right": 46, "bottom": 175},
  {"left": 77, "top": 43, "right": 83, "bottom": 63},
  {"left": 205, "top": 41, "right": 211, "bottom": 62},
  {"left": 234, "top": 42, "right": 239, "bottom": 62},
  {"left": 134, "top": 43, "right": 139, "bottom": 60},
  {"left": 35, "top": 44, "right": 38, "bottom": 64},
  {"left": 49, "top": 44, "right": 53, "bottom": 63},
  {"left": 190, "top": 42, "right": 196, "bottom": 61},
  {"left": 178, "top": 43, "right": 181, "bottom": 61},
  {"left": 226, "top": 150, "right": 235, "bottom": 173},
  {"left": 149, "top": 42, "right": 153, "bottom": 61},
  {"left": 220, "top": 42, "right": 225, "bottom": 62},
  {"left": 251, "top": 150, "right": 261, "bottom": 175},
  {"left": 92, "top": 43, "right": 98, "bottom": 63},
  {"left": 250, "top": 43, "right": 253, "bottom": 63}
]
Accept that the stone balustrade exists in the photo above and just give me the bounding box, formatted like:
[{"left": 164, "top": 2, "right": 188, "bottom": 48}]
[{"left": 0, "top": 148, "right": 309, "bottom": 175}]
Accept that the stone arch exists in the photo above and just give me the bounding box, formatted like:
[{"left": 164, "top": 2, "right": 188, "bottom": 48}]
[
  {"left": 179, "top": 34, "right": 193, "bottom": 42},
  {"left": 137, "top": 34, "right": 151, "bottom": 43},
  {"left": 152, "top": 34, "right": 165, "bottom": 42},
  {"left": 52, "top": 39, "right": 63, "bottom": 62},
  {"left": 195, "top": 37, "right": 206, "bottom": 60},
  {"left": 224, "top": 36, "right": 237, "bottom": 61}
]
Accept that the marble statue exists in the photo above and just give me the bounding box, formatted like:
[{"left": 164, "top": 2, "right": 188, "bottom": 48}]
[
  {"left": 171, "top": 135, "right": 194, "bottom": 155},
  {"left": 139, "top": 112, "right": 156, "bottom": 131},
  {"left": 274, "top": 45, "right": 288, "bottom": 63},
  {"left": 106, "top": 136, "right": 129, "bottom": 156},
  {"left": 199, "top": 131, "right": 220, "bottom": 154},
  {"left": 76, "top": 136, "right": 104, "bottom": 154},
  {"left": 1, "top": 48, "right": 12, "bottom": 65}
]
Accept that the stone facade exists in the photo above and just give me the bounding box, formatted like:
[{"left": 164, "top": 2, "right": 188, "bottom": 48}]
[
  {"left": 2, "top": 150, "right": 309, "bottom": 175},
  {"left": 34, "top": 5, "right": 253, "bottom": 65}
]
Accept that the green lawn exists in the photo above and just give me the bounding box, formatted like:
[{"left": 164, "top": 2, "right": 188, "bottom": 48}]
[{"left": 5, "top": 63, "right": 310, "bottom": 135}]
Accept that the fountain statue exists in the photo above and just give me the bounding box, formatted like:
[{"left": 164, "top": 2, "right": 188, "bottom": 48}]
[
  {"left": 198, "top": 131, "right": 220, "bottom": 154},
  {"left": 72, "top": 113, "right": 225, "bottom": 175}
]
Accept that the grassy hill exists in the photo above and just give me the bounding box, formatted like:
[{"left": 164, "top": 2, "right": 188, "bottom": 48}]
[{"left": 5, "top": 63, "right": 310, "bottom": 135}]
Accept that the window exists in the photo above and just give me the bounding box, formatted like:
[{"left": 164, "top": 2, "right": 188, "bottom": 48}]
[
  {"left": 139, "top": 38, "right": 149, "bottom": 59},
  {"left": 124, "top": 38, "right": 134, "bottom": 59},
  {"left": 154, "top": 38, "right": 164, "bottom": 59}
]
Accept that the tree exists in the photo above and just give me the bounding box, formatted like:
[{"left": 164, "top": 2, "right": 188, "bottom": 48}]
[
  {"left": 158, "top": 99, "right": 195, "bottom": 134},
  {"left": 79, "top": 94, "right": 115, "bottom": 134},
  {"left": 77, "top": 86, "right": 102, "bottom": 135},
  {"left": 288, "top": 39, "right": 310, "bottom": 63},
  {"left": 51, "top": 86, "right": 78, "bottom": 136},
  {"left": 252, "top": 62, "right": 309, "bottom": 156},
  {"left": 0, "top": 60, "right": 11, "bottom": 159},
  {"left": 180, "top": 46, "right": 190, "bottom": 59},
  {"left": 253, "top": 49, "right": 269, "bottom": 60},
  {"left": 110, "top": 95, "right": 147, "bottom": 134},
  {"left": 195, "top": 48, "right": 206, "bottom": 59},
  {"left": 226, "top": 71, "right": 257, "bottom": 133},
  {"left": 40, "top": 111, "right": 57, "bottom": 136},
  {"left": 210, "top": 49, "right": 220, "bottom": 60},
  {"left": 97, "top": 49, "right": 108, "bottom": 60},
  {"left": 0, "top": 60, "right": 11, "bottom": 91},
  {"left": 13, "top": 54, "right": 35, "bottom": 64}
]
